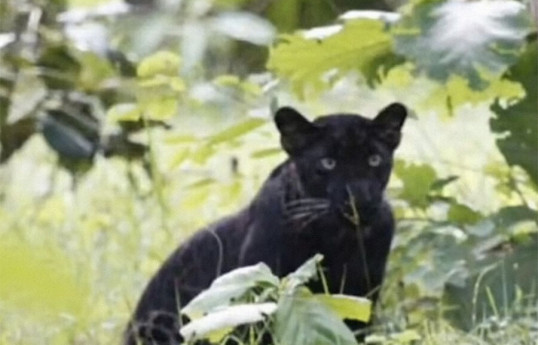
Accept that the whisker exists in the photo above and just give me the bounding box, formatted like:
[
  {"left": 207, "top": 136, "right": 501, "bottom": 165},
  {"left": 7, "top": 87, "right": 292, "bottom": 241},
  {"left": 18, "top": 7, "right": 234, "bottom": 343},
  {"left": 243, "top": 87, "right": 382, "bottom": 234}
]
[
  {"left": 289, "top": 211, "right": 319, "bottom": 220},
  {"left": 284, "top": 204, "right": 330, "bottom": 214},
  {"left": 296, "top": 210, "right": 329, "bottom": 231},
  {"left": 284, "top": 198, "right": 330, "bottom": 207}
]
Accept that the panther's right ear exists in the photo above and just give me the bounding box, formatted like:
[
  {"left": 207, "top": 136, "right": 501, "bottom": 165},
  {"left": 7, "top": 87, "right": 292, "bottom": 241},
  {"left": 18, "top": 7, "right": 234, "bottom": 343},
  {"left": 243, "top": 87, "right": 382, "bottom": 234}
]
[{"left": 274, "top": 107, "right": 317, "bottom": 155}]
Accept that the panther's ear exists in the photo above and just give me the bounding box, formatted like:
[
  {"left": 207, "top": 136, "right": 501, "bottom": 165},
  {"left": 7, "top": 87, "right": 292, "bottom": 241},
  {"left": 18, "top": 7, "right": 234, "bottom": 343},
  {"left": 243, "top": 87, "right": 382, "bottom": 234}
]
[
  {"left": 274, "top": 107, "right": 317, "bottom": 155},
  {"left": 373, "top": 103, "right": 407, "bottom": 148},
  {"left": 374, "top": 103, "right": 407, "bottom": 130}
]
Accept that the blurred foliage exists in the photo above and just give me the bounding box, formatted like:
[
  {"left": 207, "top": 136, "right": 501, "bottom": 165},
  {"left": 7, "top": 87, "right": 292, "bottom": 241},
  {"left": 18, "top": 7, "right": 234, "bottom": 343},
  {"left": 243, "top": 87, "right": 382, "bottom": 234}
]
[
  {"left": 180, "top": 255, "right": 371, "bottom": 344},
  {"left": 490, "top": 41, "right": 538, "bottom": 186},
  {"left": 0, "top": 0, "right": 537, "bottom": 344}
]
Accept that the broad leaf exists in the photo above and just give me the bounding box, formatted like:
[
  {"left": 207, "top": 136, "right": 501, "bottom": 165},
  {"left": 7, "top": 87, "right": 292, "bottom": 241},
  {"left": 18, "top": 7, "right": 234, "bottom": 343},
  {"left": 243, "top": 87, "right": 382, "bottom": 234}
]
[
  {"left": 490, "top": 41, "right": 538, "bottom": 187},
  {"left": 275, "top": 288, "right": 358, "bottom": 345},
  {"left": 393, "top": 0, "right": 534, "bottom": 88},
  {"left": 447, "top": 203, "right": 482, "bottom": 226},
  {"left": 268, "top": 19, "right": 402, "bottom": 97},
  {"left": 314, "top": 294, "right": 372, "bottom": 323},
  {"left": 181, "top": 263, "right": 279, "bottom": 319}
]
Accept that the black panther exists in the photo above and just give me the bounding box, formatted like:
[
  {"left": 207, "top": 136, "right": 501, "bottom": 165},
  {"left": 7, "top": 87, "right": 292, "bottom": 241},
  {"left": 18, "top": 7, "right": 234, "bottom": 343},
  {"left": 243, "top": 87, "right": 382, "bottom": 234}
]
[{"left": 124, "top": 103, "right": 407, "bottom": 345}]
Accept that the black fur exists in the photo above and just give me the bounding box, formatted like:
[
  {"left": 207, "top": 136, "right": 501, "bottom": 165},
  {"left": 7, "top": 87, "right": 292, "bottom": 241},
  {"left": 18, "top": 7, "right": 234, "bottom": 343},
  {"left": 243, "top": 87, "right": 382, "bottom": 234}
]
[{"left": 124, "top": 103, "right": 407, "bottom": 345}]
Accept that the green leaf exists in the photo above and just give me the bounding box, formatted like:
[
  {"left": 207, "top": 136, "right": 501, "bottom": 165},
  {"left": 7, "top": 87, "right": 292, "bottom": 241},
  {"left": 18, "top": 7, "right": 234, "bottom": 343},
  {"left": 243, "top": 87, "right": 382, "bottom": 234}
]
[
  {"left": 430, "top": 175, "right": 459, "bottom": 191},
  {"left": 77, "top": 51, "right": 116, "bottom": 90},
  {"left": 190, "top": 144, "right": 215, "bottom": 165},
  {"left": 275, "top": 288, "right": 358, "bottom": 345},
  {"left": 207, "top": 118, "right": 266, "bottom": 145},
  {"left": 168, "top": 147, "right": 190, "bottom": 169},
  {"left": 181, "top": 263, "right": 279, "bottom": 319},
  {"left": 490, "top": 41, "right": 538, "bottom": 186},
  {"left": 180, "top": 302, "right": 277, "bottom": 343},
  {"left": 141, "top": 97, "right": 178, "bottom": 120},
  {"left": 137, "top": 51, "right": 181, "bottom": 78},
  {"left": 251, "top": 147, "right": 282, "bottom": 159},
  {"left": 447, "top": 203, "right": 482, "bottom": 226},
  {"left": 314, "top": 294, "right": 372, "bottom": 322},
  {"left": 489, "top": 206, "right": 538, "bottom": 229},
  {"left": 394, "top": 160, "right": 437, "bottom": 208},
  {"left": 393, "top": 0, "right": 534, "bottom": 89},
  {"left": 268, "top": 19, "right": 402, "bottom": 97},
  {"left": 213, "top": 75, "right": 262, "bottom": 95},
  {"left": 138, "top": 75, "right": 185, "bottom": 92},
  {"left": 107, "top": 103, "right": 142, "bottom": 122}
]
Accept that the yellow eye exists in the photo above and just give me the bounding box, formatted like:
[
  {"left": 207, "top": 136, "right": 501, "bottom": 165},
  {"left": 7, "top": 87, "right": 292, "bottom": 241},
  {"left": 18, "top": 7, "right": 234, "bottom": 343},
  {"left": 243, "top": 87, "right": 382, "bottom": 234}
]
[
  {"left": 320, "top": 157, "right": 336, "bottom": 170},
  {"left": 368, "top": 154, "right": 382, "bottom": 167}
]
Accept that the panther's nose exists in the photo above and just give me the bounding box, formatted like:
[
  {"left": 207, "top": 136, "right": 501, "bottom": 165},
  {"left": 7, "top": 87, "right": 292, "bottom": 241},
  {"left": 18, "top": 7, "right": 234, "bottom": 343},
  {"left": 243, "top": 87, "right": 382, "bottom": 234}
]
[{"left": 346, "top": 181, "right": 373, "bottom": 205}]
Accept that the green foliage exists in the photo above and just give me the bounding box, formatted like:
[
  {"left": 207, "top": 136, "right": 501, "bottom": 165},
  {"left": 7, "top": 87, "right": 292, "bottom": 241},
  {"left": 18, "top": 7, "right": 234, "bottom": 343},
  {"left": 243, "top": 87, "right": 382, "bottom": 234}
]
[
  {"left": 267, "top": 19, "right": 402, "bottom": 96},
  {"left": 182, "top": 263, "right": 279, "bottom": 319},
  {"left": 490, "top": 41, "right": 538, "bottom": 186},
  {"left": 136, "top": 51, "right": 182, "bottom": 78},
  {"left": 0, "top": 242, "right": 89, "bottom": 318},
  {"left": 0, "top": 0, "right": 537, "bottom": 344},
  {"left": 394, "top": 160, "right": 437, "bottom": 208},
  {"left": 179, "top": 255, "right": 371, "bottom": 344},
  {"left": 275, "top": 288, "right": 358, "bottom": 345},
  {"left": 443, "top": 235, "right": 538, "bottom": 331}
]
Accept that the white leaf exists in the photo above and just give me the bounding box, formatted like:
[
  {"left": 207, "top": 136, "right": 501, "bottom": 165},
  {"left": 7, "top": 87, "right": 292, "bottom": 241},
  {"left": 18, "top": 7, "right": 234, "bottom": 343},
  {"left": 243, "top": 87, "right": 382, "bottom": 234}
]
[
  {"left": 211, "top": 12, "right": 276, "bottom": 45},
  {"left": 180, "top": 303, "right": 278, "bottom": 342},
  {"left": 429, "top": 0, "right": 527, "bottom": 67},
  {"left": 181, "top": 263, "right": 279, "bottom": 319},
  {"left": 339, "top": 10, "right": 401, "bottom": 23},
  {"left": 0, "top": 33, "right": 15, "bottom": 49}
]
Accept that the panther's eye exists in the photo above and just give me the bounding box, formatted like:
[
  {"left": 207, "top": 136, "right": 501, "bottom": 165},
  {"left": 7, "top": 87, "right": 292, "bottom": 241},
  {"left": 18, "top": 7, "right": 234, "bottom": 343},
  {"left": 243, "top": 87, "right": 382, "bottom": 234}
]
[
  {"left": 320, "top": 157, "right": 336, "bottom": 170},
  {"left": 368, "top": 154, "right": 382, "bottom": 167}
]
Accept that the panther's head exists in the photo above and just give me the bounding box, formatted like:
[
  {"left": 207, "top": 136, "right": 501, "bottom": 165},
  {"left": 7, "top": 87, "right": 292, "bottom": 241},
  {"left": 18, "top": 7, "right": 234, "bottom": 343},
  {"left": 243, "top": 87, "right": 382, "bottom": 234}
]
[{"left": 274, "top": 103, "right": 407, "bottom": 227}]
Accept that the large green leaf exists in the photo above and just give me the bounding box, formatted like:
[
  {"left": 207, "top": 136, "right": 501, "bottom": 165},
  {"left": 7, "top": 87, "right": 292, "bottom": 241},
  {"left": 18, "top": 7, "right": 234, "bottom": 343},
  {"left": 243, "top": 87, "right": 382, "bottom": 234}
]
[
  {"left": 275, "top": 288, "right": 359, "bottom": 345},
  {"left": 181, "top": 263, "right": 279, "bottom": 319},
  {"left": 267, "top": 19, "right": 402, "bottom": 97},
  {"left": 490, "top": 41, "right": 538, "bottom": 187},
  {"left": 314, "top": 294, "right": 372, "bottom": 323},
  {"left": 393, "top": 0, "right": 534, "bottom": 89}
]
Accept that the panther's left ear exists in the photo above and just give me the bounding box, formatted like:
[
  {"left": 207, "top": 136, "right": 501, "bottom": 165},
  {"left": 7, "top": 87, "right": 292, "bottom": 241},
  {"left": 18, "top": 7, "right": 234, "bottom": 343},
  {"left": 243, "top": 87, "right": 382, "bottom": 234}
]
[
  {"left": 373, "top": 103, "right": 407, "bottom": 148},
  {"left": 274, "top": 107, "right": 318, "bottom": 156}
]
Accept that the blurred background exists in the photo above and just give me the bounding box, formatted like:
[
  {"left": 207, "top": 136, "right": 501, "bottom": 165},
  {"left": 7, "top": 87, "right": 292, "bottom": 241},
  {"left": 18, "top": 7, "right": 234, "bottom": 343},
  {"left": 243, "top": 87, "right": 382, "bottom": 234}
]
[{"left": 0, "top": 0, "right": 536, "bottom": 344}]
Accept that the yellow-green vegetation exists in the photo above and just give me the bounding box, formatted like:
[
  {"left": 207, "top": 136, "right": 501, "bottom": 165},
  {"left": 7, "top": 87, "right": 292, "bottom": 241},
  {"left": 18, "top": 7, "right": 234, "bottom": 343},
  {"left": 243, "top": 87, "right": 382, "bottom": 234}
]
[{"left": 0, "top": 0, "right": 537, "bottom": 344}]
